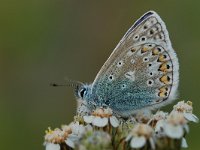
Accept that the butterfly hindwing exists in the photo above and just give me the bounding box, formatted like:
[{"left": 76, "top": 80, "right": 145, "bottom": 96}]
[{"left": 91, "top": 11, "right": 179, "bottom": 116}]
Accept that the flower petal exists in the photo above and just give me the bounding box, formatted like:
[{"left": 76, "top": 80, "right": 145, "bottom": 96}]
[
  {"left": 70, "top": 122, "right": 85, "bottom": 136},
  {"left": 181, "top": 137, "right": 188, "bottom": 148},
  {"left": 125, "top": 134, "right": 132, "bottom": 141},
  {"left": 183, "top": 124, "right": 189, "bottom": 133},
  {"left": 92, "top": 117, "right": 108, "bottom": 127},
  {"left": 83, "top": 116, "right": 95, "bottom": 124},
  {"left": 110, "top": 116, "right": 119, "bottom": 127},
  {"left": 85, "top": 124, "right": 93, "bottom": 131},
  {"left": 68, "top": 134, "right": 79, "bottom": 142},
  {"left": 149, "top": 137, "right": 155, "bottom": 150},
  {"left": 130, "top": 136, "right": 146, "bottom": 148},
  {"left": 155, "top": 120, "right": 165, "bottom": 133},
  {"left": 65, "top": 138, "right": 75, "bottom": 148},
  {"left": 45, "top": 143, "right": 60, "bottom": 150},
  {"left": 165, "top": 124, "right": 183, "bottom": 139},
  {"left": 184, "top": 113, "right": 199, "bottom": 123}
]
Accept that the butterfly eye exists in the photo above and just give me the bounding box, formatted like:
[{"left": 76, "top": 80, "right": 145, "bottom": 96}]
[{"left": 79, "top": 88, "right": 87, "bottom": 98}]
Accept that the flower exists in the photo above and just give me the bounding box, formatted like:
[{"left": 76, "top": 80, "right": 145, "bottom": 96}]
[
  {"left": 164, "top": 111, "right": 188, "bottom": 139},
  {"left": 134, "top": 110, "right": 152, "bottom": 123},
  {"left": 173, "top": 101, "right": 199, "bottom": 123},
  {"left": 45, "top": 143, "right": 60, "bottom": 150},
  {"left": 181, "top": 137, "right": 188, "bottom": 148},
  {"left": 44, "top": 100, "right": 198, "bottom": 150},
  {"left": 44, "top": 122, "right": 90, "bottom": 150},
  {"left": 44, "top": 126, "right": 73, "bottom": 150},
  {"left": 173, "top": 101, "right": 193, "bottom": 113},
  {"left": 68, "top": 122, "right": 86, "bottom": 137},
  {"left": 44, "top": 127, "right": 72, "bottom": 144},
  {"left": 83, "top": 107, "right": 120, "bottom": 127},
  {"left": 152, "top": 111, "right": 168, "bottom": 121},
  {"left": 126, "top": 123, "right": 155, "bottom": 149},
  {"left": 148, "top": 111, "right": 168, "bottom": 128},
  {"left": 77, "top": 131, "right": 112, "bottom": 150},
  {"left": 154, "top": 119, "right": 165, "bottom": 135}
]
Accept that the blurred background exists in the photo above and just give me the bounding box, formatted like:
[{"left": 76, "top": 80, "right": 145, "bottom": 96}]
[{"left": 0, "top": 0, "right": 200, "bottom": 150}]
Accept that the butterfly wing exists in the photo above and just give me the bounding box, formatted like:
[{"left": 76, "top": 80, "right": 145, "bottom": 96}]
[{"left": 91, "top": 11, "right": 179, "bottom": 116}]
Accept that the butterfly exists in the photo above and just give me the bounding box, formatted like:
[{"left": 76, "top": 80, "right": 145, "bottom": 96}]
[{"left": 74, "top": 11, "right": 179, "bottom": 117}]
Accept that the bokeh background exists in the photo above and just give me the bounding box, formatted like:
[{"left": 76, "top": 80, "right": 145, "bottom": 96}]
[{"left": 1, "top": 0, "right": 200, "bottom": 150}]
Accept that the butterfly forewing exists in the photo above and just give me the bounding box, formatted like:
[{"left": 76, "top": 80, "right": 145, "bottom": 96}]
[{"left": 91, "top": 11, "right": 179, "bottom": 116}]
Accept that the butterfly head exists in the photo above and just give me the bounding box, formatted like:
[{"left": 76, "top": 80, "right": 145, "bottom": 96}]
[
  {"left": 75, "top": 83, "right": 99, "bottom": 110},
  {"left": 75, "top": 83, "right": 92, "bottom": 101}
]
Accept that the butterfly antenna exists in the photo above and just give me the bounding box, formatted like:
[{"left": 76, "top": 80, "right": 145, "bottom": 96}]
[
  {"left": 50, "top": 80, "right": 82, "bottom": 88},
  {"left": 50, "top": 83, "right": 66, "bottom": 87}
]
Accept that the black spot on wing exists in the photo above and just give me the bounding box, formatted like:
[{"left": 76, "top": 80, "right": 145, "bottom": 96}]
[{"left": 124, "top": 11, "right": 154, "bottom": 37}]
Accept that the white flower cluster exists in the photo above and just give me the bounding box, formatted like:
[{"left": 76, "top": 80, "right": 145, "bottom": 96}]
[
  {"left": 125, "top": 101, "right": 199, "bottom": 149},
  {"left": 44, "top": 101, "right": 198, "bottom": 150},
  {"left": 44, "top": 122, "right": 88, "bottom": 150}
]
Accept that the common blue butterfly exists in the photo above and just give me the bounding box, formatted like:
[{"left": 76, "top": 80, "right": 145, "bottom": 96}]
[{"left": 74, "top": 11, "right": 179, "bottom": 117}]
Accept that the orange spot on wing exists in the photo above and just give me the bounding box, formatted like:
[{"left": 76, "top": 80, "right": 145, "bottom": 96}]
[
  {"left": 158, "top": 55, "right": 166, "bottom": 62},
  {"left": 141, "top": 47, "right": 148, "bottom": 53},
  {"left": 152, "top": 48, "right": 159, "bottom": 55},
  {"left": 160, "top": 75, "right": 170, "bottom": 84}
]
